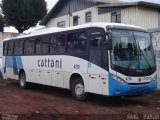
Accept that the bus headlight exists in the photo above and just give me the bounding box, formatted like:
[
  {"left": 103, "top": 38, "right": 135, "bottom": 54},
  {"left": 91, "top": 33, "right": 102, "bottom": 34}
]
[
  {"left": 152, "top": 75, "right": 157, "bottom": 81},
  {"left": 111, "top": 74, "right": 125, "bottom": 84}
]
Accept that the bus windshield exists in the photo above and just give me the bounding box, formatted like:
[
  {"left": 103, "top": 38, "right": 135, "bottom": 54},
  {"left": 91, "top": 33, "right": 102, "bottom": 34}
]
[{"left": 110, "top": 29, "right": 156, "bottom": 70}]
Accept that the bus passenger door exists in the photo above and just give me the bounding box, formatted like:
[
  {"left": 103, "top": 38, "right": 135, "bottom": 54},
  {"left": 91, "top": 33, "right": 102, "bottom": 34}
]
[{"left": 88, "top": 34, "right": 103, "bottom": 94}]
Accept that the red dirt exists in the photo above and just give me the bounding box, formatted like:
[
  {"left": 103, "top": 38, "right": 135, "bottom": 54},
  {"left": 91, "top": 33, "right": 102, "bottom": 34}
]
[{"left": 0, "top": 79, "right": 160, "bottom": 120}]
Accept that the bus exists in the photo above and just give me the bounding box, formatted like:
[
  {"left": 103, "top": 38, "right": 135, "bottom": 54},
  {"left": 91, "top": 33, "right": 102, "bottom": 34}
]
[{"left": 2, "top": 22, "right": 157, "bottom": 100}]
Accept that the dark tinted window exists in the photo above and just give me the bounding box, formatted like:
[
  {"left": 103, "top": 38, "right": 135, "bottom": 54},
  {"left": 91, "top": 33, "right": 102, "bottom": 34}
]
[
  {"left": 111, "top": 11, "right": 121, "bottom": 23},
  {"left": 3, "top": 42, "right": 8, "bottom": 55},
  {"left": 50, "top": 34, "right": 65, "bottom": 54},
  {"left": 67, "top": 32, "right": 87, "bottom": 53},
  {"left": 24, "top": 39, "right": 36, "bottom": 55},
  {"left": 41, "top": 37, "right": 49, "bottom": 54},
  {"left": 36, "top": 37, "right": 50, "bottom": 55},
  {"left": 8, "top": 41, "right": 14, "bottom": 55},
  {"left": 73, "top": 16, "right": 79, "bottom": 26},
  {"left": 36, "top": 39, "right": 41, "bottom": 54},
  {"left": 14, "top": 40, "right": 24, "bottom": 55},
  {"left": 90, "top": 35, "right": 102, "bottom": 66},
  {"left": 85, "top": 11, "right": 92, "bottom": 23},
  {"left": 57, "top": 21, "right": 65, "bottom": 28}
]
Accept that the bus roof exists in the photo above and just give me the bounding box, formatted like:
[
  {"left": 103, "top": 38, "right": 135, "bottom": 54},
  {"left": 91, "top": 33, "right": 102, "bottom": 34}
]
[{"left": 4, "top": 22, "right": 145, "bottom": 41}]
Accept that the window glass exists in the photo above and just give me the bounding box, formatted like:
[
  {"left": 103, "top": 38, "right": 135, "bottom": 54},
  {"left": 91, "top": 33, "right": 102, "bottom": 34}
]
[
  {"left": 36, "top": 39, "right": 41, "bottom": 54},
  {"left": 57, "top": 21, "right": 65, "bottom": 28},
  {"left": 73, "top": 16, "right": 79, "bottom": 26},
  {"left": 85, "top": 11, "right": 92, "bottom": 23},
  {"left": 90, "top": 35, "right": 102, "bottom": 66},
  {"left": 50, "top": 34, "right": 65, "bottom": 54},
  {"left": 14, "top": 40, "right": 24, "bottom": 55},
  {"left": 41, "top": 37, "right": 49, "bottom": 54},
  {"left": 24, "top": 39, "right": 36, "bottom": 55},
  {"left": 111, "top": 11, "right": 121, "bottom": 23},
  {"left": 8, "top": 41, "right": 14, "bottom": 55},
  {"left": 3, "top": 42, "right": 8, "bottom": 55},
  {"left": 67, "top": 32, "right": 87, "bottom": 53}
]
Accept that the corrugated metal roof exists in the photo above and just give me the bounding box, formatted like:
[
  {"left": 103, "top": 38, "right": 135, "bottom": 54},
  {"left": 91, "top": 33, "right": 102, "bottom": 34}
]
[
  {"left": 88, "top": 0, "right": 121, "bottom": 3},
  {"left": 98, "top": 1, "right": 160, "bottom": 9}
]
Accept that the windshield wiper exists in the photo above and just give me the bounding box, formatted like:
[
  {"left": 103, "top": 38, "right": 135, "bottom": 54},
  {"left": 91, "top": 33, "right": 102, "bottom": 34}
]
[
  {"left": 127, "top": 54, "right": 138, "bottom": 69},
  {"left": 137, "top": 41, "right": 152, "bottom": 70},
  {"left": 140, "top": 50, "right": 152, "bottom": 70}
]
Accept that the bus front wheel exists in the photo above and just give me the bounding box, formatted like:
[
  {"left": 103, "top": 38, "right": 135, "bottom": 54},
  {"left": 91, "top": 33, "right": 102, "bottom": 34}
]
[
  {"left": 19, "top": 72, "right": 27, "bottom": 89},
  {"left": 71, "top": 78, "right": 87, "bottom": 101}
]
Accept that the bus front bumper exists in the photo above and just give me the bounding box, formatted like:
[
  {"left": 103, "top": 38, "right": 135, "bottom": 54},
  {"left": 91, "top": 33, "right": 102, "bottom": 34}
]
[{"left": 108, "top": 74, "right": 157, "bottom": 96}]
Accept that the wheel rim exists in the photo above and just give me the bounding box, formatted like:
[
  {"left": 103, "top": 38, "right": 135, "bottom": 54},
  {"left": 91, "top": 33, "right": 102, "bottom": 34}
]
[
  {"left": 20, "top": 75, "right": 25, "bottom": 87},
  {"left": 75, "top": 83, "right": 84, "bottom": 96}
]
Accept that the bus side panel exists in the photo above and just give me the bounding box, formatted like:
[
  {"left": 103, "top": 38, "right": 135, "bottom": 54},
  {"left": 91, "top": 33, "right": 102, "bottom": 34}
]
[
  {"left": 87, "top": 63, "right": 109, "bottom": 95},
  {"left": 101, "top": 69, "right": 109, "bottom": 96},
  {"left": 62, "top": 56, "right": 88, "bottom": 90}
]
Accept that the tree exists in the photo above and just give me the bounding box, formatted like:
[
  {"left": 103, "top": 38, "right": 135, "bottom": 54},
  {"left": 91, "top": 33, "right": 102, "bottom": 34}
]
[
  {"left": 0, "top": 14, "right": 4, "bottom": 32},
  {"left": 1, "top": 0, "right": 47, "bottom": 33}
]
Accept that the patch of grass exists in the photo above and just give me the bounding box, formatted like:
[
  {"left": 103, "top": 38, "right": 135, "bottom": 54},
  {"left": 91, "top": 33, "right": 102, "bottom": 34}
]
[{"left": 156, "top": 90, "right": 160, "bottom": 94}]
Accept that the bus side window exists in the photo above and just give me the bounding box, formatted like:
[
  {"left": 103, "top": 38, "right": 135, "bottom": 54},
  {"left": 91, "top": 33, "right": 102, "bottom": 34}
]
[
  {"left": 14, "top": 40, "right": 24, "bottom": 55},
  {"left": 67, "top": 32, "right": 87, "bottom": 54},
  {"left": 50, "top": 34, "right": 65, "bottom": 54},
  {"left": 41, "top": 37, "right": 49, "bottom": 55},
  {"left": 8, "top": 41, "right": 14, "bottom": 56},
  {"left": 24, "top": 39, "right": 36, "bottom": 55},
  {"left": 36, "top": 39, "right": 41, "bottom": 55},
  {"left": 3, "top": 42, "right": 8, "bottom": 56},
  {"left": 90, "top": 35, "right": 102, "bottom": 66}
]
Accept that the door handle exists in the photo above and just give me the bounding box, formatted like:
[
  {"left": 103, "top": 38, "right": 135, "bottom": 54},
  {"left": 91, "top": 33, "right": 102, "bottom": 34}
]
[{"left": 57, "top": 72, "right": 60, "bottom": 75}]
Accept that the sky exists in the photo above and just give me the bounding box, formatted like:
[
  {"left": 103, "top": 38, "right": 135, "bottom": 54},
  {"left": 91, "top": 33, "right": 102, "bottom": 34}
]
[{"left": 1, "top": 0, "right": 160, "bottom": 33}]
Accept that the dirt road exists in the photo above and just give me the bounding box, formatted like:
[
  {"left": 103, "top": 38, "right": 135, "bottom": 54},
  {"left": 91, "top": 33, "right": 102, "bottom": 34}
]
[{"left": 0, "top": 79, "right": 160, "bottom": 120}]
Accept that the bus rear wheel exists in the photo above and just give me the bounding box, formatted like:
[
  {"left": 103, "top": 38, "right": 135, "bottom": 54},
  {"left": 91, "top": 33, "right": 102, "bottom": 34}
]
[
  {"left": 19, "top": 72, "right": 27, "bottom": 89},
  {"left": 71, "top": 78, "right": 87, "bottom": 101}
]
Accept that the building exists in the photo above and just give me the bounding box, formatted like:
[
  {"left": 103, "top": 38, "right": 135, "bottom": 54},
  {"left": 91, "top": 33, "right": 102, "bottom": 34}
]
[
  {"left": 149, "top": 29, "right": 160, "bottom": 89},
  {"left": 40, "top": 0, "right": 160, "bottom": 30}
]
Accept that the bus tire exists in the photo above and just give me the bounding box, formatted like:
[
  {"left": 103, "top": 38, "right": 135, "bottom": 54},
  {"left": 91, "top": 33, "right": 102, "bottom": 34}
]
[
  {"left": 19, "top": 72, "right": 27, "bottom": 89},
  {"left": 71, "top": 78, "right": 87, "bottom": 101}
]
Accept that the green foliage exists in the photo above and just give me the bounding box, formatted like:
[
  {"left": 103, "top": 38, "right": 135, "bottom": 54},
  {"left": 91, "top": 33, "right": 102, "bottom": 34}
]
[
  {"left": 156, "top": 90, "right": 160, "bottom": 95},
  {"left": 1, "top": 0, "right": 47, "bottom": 33},
  {"left": 0, "top": 14, "right": 4, "bottom": 32}
]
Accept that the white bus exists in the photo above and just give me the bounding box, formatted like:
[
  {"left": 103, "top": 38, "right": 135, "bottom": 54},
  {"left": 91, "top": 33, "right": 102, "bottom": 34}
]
[{"left": 2, "top": 22, "right": 157, "bottom": 100}]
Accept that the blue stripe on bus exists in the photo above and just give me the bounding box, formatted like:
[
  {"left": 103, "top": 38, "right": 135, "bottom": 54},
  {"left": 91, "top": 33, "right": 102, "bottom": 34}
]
[
  {"left": 108, "top": 73, "right": 157, "bottom": 96},
  {"left": 6, "top": 56, "right": 13, "bottom": 68},
  {"left": 16, "top": 56, "right": 23, "bottom": 69},
  {"left": 6, "top": 56, "right": 23, "bottom": 69}
]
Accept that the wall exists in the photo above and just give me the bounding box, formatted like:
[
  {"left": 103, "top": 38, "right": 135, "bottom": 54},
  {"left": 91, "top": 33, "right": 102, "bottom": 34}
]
[
  {"left": 46, "top": 7, "right": 98, "bottom": 28},
  {"left": 99, "top": 6, "right": 159, "bottom": 29},
  {"left": 137, "top": 7, "right": 158, "bottom": 29},
  {"left": 151, "top": 32, "right": 160, "bottom": 89},
  {"left": 46, "top": 6, "right": 159, "bottom": 30}
]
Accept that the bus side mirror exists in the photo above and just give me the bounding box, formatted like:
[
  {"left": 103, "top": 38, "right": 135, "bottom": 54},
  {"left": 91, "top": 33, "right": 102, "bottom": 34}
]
[{"left": 106, "top": 31, "right": 112, "bottom": 50}]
